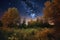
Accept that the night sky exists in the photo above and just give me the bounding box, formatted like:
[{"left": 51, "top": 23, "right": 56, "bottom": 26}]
[{"left": 0, "top": 0, "right": 48, "bottom": 19}]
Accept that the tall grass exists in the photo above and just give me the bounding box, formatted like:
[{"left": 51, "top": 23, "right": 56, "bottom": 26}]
[{"left": 0, "top": 27, "right": 55, "bottom": 40}]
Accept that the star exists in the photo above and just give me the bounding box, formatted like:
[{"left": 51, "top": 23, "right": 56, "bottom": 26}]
[{"left": 31, "top": 13, "right": 36, "bottom": 18}]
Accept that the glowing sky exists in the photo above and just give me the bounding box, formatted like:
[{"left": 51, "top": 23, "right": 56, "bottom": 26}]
[{"left": 0, "top": 0, "right": 48, "bottom": 18}]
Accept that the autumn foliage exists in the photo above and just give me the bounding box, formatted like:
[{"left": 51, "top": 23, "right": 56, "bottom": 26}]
[
  {"left": 1, "top": 7, "right": 20, "bottom": 27},
  {"left": 43, "top": 0, "right": 60, "bottom": 39}
]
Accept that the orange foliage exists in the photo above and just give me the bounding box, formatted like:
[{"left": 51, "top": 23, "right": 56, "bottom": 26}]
[{"left": 2, "top": 7, "right": 20, "bottom": 27}]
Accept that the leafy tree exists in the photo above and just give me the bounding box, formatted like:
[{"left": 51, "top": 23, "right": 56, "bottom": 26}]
[
  {"left": 44, "top": 0, "right": 60, "bottom": 39},
  {"left": 43, "top": 1, "right": 52, "bottom": 19},
  {"left": 44, "top": 0, "right": 60, "bottom": 25},
  {"left": 2, "top": 7, "right": 20, "bottom": 28}
]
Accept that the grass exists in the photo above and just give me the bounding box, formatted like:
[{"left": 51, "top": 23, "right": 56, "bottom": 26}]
[{"left": 0, "top": 27, "right": 55, "bottom": 40}]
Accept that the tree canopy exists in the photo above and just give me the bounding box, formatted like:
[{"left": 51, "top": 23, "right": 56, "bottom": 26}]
[
  {"left": 43, "top": 0, "right": 60, "bottom": 25},
  {"left": 2, "top": 7, "right": 20, "bottom": 27}
]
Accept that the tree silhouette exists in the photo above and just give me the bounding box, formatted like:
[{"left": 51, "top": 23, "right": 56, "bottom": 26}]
[
  {"left": 22, "top": 18, "right": 26, "bottom": 28},
  {"left": 28, "top": 19, "right": 36, "bottom": 28}
]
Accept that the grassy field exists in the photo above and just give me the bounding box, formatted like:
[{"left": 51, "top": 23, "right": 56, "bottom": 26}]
[{"left": 0, "top": 27, "right": 55, "bottom": 40}]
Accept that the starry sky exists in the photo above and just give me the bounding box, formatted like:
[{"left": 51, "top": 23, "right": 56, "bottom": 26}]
[{"left": 0, "top": 0, "right": 48, "bottom": 18}]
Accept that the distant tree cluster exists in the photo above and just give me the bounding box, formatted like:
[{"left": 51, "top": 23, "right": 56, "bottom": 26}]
[{"left": 27, "top": 18, "right": 52, "bottom": 28}]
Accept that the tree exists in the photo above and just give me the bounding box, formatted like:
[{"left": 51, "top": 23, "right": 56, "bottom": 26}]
[
  {"left": 43, "top": 0, "right": 60, "bottom": 39},
  {"left": 36, "top": 17, "right": 43, "bottom": 27},
  {"left": 21, "top": 18, "right": 26, "bottom": 28},
  {"left": 43, "top": 1, "right": 52, "bottom": 19},
  {"left": 44, "top": 0, "right": 60, "bottom": 25},
  {"left": 2, "top": 7, "right": 20, "bottom": 28},
  {"left": 28, "top": 19, "right": 36, "bottom": 28}
]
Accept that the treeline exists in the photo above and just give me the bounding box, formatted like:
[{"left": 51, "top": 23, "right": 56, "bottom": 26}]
[{"left": 0, "top": 19, "right": 53, "bottom": 29}]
